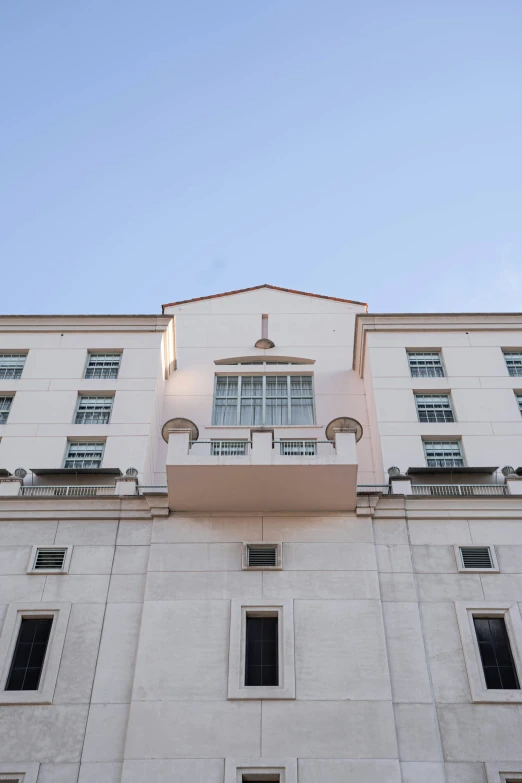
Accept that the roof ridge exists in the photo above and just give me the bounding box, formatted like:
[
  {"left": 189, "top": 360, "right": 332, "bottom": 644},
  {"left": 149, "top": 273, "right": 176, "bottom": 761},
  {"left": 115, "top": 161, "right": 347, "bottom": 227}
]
[{"left": 162, "top": 284, "right": 368, "bottom": 311}]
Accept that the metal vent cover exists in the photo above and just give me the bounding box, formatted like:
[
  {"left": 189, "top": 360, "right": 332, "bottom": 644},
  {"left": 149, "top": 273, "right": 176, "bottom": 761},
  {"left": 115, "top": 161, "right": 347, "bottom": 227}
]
[
  {"left": 34, "top": 547, "right": 68, "bottom": 571},
  {"left": 460, "top": 546, "right": 493, "bottom": 570},
  {"left": 247, "top": 545, "right": 278, "bottom": 568}
]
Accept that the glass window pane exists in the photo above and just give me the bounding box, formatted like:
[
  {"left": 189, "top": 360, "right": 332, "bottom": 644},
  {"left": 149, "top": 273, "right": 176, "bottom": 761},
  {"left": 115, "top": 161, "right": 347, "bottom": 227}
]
[{"left": 474, "top": 617, "right": 520, "bottom": 690}]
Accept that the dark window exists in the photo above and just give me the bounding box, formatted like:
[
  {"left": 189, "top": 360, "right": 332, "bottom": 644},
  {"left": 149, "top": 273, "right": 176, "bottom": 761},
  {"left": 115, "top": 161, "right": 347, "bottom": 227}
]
[
  {"left": 247, "top": 546, "right": 277, "bottom": 567},
  {"left": 245, "top": 615, "right": 278, "bottom": 686},
  {"left": 474, "top": 617, "right": 520, "bottom": 689},
  {"left": 5, "top": 618, "right": 53, "bottom": 691}
]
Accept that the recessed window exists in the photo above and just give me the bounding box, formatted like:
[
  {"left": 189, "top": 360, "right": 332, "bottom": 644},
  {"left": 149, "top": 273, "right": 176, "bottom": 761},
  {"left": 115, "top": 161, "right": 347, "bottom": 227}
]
[
  {"left": 63, "top": 441, "right": 105, "bottom": 469},
  {"left": 458, "top": 546, "right": 495, "bottom": 571},
  {"left": 474, "top": 617, "right": 520, "bottom": 690},
  {"left": 279, "top": 439, "right": 317, "bottom": 456},
  {"left": 516, "top": 393, "right": 522, "bottom": 415},
  {"left": 423, "top": 440, "right": 464, "bottom": 467},
  {"left": 504, "top": 351, "right": 522, "bottom": 377},
  {"left": 0, "top": 396, "right": 13, "bottom": 425},
  {"left": 228, "top": 600, "right": 295, "bottom": 699},
  {"left": 84, "top": 353, "right": 121, "bottom": 379},
  {"left": 245, "top": 614, "right": 278, "bottom": 686},
  {"left": 5, "top": 618, "right": 53, "bottom": 691},
  {"left": 415, "top": 394, "right": 454, "bottom": 423},
  {"left": 0, "top": 354, "right": 26, "bottom": 380},
  {"left": 74, "top": 395, "right": 113, "bottom": 424},
  {"left": 213, "top": 375, "right": 315, "bottom": 426},
  {"left": 242, "top": 776, "right": 280, "bottom": 782},
  {"left": 408, "top": 351, "right": 444, "bottom": 377}
]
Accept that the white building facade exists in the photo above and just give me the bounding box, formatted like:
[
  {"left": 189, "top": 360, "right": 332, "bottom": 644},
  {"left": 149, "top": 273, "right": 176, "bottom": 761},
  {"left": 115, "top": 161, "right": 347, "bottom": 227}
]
[{"left": 0, "top": 285, "right": 521, "bottom": 783}]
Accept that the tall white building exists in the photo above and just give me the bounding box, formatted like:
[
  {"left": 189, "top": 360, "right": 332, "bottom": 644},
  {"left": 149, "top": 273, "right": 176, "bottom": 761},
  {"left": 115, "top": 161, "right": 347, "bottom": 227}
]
[{"left": 0, "top": 285, "right": 521, "bottom": 783}]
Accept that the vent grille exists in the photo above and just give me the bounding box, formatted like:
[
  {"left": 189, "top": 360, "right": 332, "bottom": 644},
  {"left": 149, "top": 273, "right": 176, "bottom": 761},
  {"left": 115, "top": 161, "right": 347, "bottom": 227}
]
[
  {"left": 247, "top": 546, "right": 278, "bottom": 567},
  {"left": 34, "top": 547, "right": 68, "bottom": 571},
  {"left": 460, "top": 546, "right": 493, "bottom": 570}
]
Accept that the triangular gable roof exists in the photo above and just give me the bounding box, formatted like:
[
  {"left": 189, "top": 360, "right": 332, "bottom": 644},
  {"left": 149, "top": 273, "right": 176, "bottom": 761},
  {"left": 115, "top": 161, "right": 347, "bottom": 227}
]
[{"left": 162, "top": 284, "right": 367, "bottom": 312}]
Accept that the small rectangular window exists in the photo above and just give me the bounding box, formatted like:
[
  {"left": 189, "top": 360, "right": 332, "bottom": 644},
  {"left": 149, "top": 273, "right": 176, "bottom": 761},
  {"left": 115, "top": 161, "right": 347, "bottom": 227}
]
[
  {"left": 0, "top": 397, "right": 13, "bottom": 425},
  {"left": 5, "top": 618, "right": 53, "bottom": 691},
  {"left": 84, "top": 353, "right": 121, "bottom": 379},
  {"left": 516, "top": 393, "right": 522, "bottom": 415},
  {"left": 74, "top": 395, "right": 113, "bottom": 424},
  {"left": 245, "top": 615, "right": 278, "bottom": 686},
  {"left": 504, "top": 352, "right": 522, "bottom": 377},
  {"left": 459, "top": 546, "right": 494, "bottom": 570},
  {"left": 63, "top": 441, "right": 105, "bottom": 469},
  {"left": 423, "top": 440, "right": 464, "bottom": 467},
  {"left": 415, "top": 394, "right": 455, "bottom": 423},
  {"left": 242, "top": 776, "right": 280, "bottom": 783},
  {"left": 474, "top": 617, "right": 520, "bottom": 690},
  {"left": 408, "top": 352, "right": 444, "bottom": 377},
  {"left": 0, "top": 354, "right": 26, "bottom": 380}
]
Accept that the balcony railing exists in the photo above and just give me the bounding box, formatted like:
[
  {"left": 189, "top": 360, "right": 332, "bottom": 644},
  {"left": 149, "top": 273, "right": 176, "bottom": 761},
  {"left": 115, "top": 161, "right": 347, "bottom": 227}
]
[
  {"left": 357, "top": 484, "right": 390, "bottom": 494},
  {"left": 189, "top": 440, "right": 251, "bottom": 456},
  {"left": 410, "top": 484, "right": 508, "bottom": 497},
  {"left": 275, "top": 440, "right": 334, "bottom": 456},
  {"left": 19, "top": 485, "right": 116, "bottom": 497}
]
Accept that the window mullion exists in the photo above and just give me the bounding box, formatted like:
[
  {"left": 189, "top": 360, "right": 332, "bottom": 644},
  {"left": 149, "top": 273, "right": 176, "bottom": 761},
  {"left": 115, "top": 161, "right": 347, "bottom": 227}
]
[
  {"left": 287, "top": 375, "right": 291, "bottom": 425},
  {"left": 237, "top": 376, "right": 242, "bottom": 426},
  {"left": 262, "top": 375, "right": 266, "bottom": 426}
]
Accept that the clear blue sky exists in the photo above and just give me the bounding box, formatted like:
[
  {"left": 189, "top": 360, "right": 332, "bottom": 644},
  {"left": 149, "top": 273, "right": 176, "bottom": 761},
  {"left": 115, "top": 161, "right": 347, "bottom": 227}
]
[{"left": 1, "top": 1, "right": 521, "bottom": 314}]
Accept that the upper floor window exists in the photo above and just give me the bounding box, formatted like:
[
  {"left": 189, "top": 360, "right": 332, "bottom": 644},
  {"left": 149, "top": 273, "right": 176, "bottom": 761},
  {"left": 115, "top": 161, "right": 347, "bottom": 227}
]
[
  {"left": 408, "top": 351, "right": 444, "bottom": 377},
  {"left": 0, "top": 354, "right": 26, "bottom": 380},
  {"left": 415, "top": 393, "right": 455, "bottom": 423},
  {"left": 63, "top": 441, "right": 105, "bottom": 469},
  {"left": 0, "top": 396, "right": 13, "bottom": 424},
  {"left": 424, "top": 440, "right": 464, "bottom": 467},
  {"left": 74, "top": 395, "right": 113, "bottom": 424},
  {"left": 516, "top": 393, "right": 522, "bottom": 415},
  {"left": 505, "top": 352, "right": 522, "bottom": 377},
  {"left": 84, "top": 353, "right": 121, "bottom": 379},
  {"left": 474, "top": 617, "right": 520, "bottom": 690},
  {"left": 212, "top": 375, "right": 315, "bottom": 426}
]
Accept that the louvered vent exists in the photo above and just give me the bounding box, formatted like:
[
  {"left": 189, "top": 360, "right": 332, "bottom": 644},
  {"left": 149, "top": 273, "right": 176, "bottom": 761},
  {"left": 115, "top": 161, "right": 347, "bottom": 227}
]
[
  {"left": 34, "top": 547, "right": 68, "bottom": 571},
  {"left": 460, "top": 546, "right": 493, "bottom": 570},
  {"left": 247, "top": 546, "right": 278, "bottom": 567}
]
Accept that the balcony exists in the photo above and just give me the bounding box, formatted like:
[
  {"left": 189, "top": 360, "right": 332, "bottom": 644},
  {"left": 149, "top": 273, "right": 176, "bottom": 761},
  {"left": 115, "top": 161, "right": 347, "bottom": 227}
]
[{"left": 166, "top": 429, "right": 358, "bottom": 512}]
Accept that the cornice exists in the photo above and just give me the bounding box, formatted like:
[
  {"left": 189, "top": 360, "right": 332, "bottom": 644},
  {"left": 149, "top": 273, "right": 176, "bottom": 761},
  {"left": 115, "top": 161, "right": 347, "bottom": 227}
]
[
  {"left": 0, "top": 314, "right": 173, "bottom": 333},
  {"left": 353, "top": 312, "right": 522, "bottom": 376}
]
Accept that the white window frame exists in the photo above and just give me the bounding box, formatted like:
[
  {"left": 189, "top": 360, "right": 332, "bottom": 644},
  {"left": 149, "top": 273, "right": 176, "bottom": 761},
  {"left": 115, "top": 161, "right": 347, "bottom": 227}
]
[
  {"left": 228, "top": 599, "right": 295, "bottom": 700},
  {"left": 504, "top": 351, "right": 522, "bottom": 377},
  {"left": 455, "top": 601, "right": 522, "bottom": 703},
  {"left": 414, "top": 393, "right": 455, "bottom": 423},
  {"left": 0, "top": 603, "right": 71, "bottom": 705},
  {"left": 225, "top": 758, "right": 297, "bottom": 783},
  {"left": 423, "top": 439, "right": 465, "bottom": 467},
  {"left": 74, "top": 395, "right": 114, "bottom": 424},
  {"left": 27, "top": 545, "right": 72, "bottom": 575},
  {"left": 212, "top": 374, "right": 316, "bottom": 426},
  {"left": 0, "top": 764, "right": 39, "bottom": 783},
  {"left": 407, "top": 351, "right": 445, "bottom": 377},
  {"left": 242, "top": 542, "right": 283, "bottom": 571},
  {"left": 0, "top": 396, "right": 13, "bottom": 425},
  {"left": 0, "top": 353, "right": 27, "bottom": 380},
  {"left": 63, "top": 440, "right": 105, "bottom": 469},
  {"left": 454, "top": 545, "right": 499, "bottom": 574},
  {"left": 84, "top": 352, "right": 122, "bottom": 380},
  {"left": 486, "top": 763, "right": 522, "bottom": 783}
]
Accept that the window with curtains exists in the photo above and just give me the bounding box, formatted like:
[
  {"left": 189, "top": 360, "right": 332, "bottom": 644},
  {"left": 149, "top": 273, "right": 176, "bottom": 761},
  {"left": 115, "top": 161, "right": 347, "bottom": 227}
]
[{"left": 212, "top": 375, "right": 315, "bottom": 426}]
